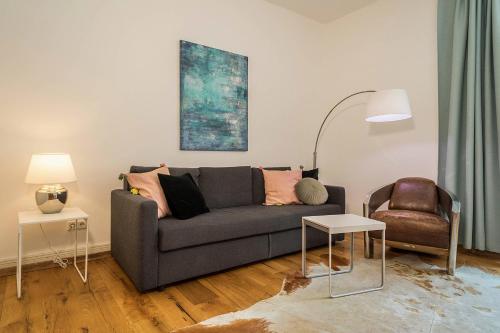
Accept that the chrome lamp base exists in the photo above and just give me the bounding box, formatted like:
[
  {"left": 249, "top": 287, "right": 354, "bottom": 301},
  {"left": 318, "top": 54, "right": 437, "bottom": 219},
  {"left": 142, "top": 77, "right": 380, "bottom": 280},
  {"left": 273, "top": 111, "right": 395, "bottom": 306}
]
[{"left": 35, "top": 184, "right": 68, "bottom": 214}]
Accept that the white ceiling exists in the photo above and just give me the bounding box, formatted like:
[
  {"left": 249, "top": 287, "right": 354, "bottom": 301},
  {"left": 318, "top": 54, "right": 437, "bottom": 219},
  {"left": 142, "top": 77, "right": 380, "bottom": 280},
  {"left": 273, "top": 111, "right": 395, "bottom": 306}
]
[{"left": 265, "top": 0, "right": 378, "bottom": 23}]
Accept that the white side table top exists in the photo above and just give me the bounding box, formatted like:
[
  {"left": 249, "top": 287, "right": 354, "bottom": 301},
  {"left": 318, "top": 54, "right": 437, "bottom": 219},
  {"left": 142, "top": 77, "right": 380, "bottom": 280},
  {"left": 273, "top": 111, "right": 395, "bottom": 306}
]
[
  {"left": 303, "top": 214, "right": 385, "bottom": 234},
  {"left": 18, "top": 207, "right": 88, "bottom": 225}
]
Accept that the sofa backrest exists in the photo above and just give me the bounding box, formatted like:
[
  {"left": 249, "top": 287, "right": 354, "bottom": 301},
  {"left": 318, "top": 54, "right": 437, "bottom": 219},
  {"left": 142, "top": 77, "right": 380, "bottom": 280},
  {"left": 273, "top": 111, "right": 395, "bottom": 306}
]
[
  {"left": 129, "top": 166, "right": 200, "bottom": 183},
  {"left": 169, "top": 167, "right": 201, "bottom": 184},
  {"left": 198, "top": 166, "right": 252, "bottom": 209},
  {"left": 126, "top": 165, "right": 291, "bottom": 208},
  {"left": 125, "top": 166, "right": 200, "bottom": 190}
]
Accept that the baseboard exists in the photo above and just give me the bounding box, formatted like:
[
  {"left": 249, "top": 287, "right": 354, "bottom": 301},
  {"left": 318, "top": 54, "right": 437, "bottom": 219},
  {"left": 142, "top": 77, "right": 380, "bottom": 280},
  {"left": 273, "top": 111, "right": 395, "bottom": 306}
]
[{"left": 0, "top": 242, "right": 111, "bottom": 270}]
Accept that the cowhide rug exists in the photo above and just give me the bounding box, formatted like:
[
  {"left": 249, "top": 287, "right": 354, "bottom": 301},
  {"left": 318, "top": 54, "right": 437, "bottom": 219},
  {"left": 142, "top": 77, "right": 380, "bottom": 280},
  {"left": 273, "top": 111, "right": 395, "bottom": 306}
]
[{"left": 174, "top": 254, "right": 500, "bottom": 333}]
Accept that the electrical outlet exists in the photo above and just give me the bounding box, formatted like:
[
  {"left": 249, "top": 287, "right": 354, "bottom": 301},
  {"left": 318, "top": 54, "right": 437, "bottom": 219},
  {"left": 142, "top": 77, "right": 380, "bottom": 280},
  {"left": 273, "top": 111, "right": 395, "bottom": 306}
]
[
  {"left": 67, "top": 220, "right": 87, "bottom": 231},
  {"left": 77, "top": 220, "right": 87, "bottom": 230}
]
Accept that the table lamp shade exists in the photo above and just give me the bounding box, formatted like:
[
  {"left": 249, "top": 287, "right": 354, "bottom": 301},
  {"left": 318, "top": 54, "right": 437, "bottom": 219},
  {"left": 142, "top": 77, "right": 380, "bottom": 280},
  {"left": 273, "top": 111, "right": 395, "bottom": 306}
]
[
  {"left": 365, "top": 89, "right": 412, "bottom": 122},
  {"left": 25, "top": 153, "right": 77, "bottom": 185}
]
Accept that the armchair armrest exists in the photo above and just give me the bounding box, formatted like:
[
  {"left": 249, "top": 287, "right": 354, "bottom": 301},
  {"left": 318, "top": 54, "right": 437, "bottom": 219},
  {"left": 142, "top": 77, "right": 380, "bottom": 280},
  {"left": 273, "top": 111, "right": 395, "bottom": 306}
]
[
  {"left": 363, "top": 183, "right": 395, "bottom": 217},
  {"left": 325, "top": 185, "right": 345, "bottom": 213},
  {"left": 437, "top": 186, "right": 461, "bottom": 275},
  {"left": 437, "top": 186, "right": 461, "bottom": 221},
  {"left": 111, "top": 189, "right": 159, "bottom": 292}
]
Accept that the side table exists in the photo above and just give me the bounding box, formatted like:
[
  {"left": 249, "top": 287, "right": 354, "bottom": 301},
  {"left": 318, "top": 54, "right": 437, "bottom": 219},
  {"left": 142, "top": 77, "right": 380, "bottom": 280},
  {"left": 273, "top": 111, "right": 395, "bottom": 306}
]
[
  {"left": 17, "top": 207, "right": 89, "bottom": 299},
  {"left": 302, "top": 214, "right": 386, "bottom": 298}
]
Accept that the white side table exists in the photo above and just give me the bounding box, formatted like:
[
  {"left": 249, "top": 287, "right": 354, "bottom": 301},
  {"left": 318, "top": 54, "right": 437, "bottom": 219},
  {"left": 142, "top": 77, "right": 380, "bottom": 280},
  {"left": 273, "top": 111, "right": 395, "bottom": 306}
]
[
  {"left": 17, "top": 207, "right": 89, "bottom": 299},
  {"left": 302, "top": 214, "right": 386, "bottom": 298}
]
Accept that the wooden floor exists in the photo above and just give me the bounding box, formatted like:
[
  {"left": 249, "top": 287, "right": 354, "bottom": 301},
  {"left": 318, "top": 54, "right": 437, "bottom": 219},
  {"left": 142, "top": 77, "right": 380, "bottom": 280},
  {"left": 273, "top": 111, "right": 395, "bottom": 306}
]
[{"left": 1, "top": 236, "right": 499, "bottom": 333}]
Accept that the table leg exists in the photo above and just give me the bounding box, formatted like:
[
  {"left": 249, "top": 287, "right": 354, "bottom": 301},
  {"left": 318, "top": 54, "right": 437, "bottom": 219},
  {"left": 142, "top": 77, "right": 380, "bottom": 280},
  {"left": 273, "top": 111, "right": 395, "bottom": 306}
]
[
  {"left": 328, "top": 233, "right": 332, "bottom": 293},
  {"left": 381, "top": 229, "right": 385, "bottom": 287},
  {"left": 307, "top": 231, "right": 353, "bottom": 279},
  {"left": 74, "top": 219, "right": 78, "bottom": 268},
  {"left": 302, "top": 219, "right": 306, "bottom": 277},
  {"left": 84, "top": 218, "right": 88, "bottom": 282},
  {"left": 329, "top": 229, "right": 385, "bottom": 298},
  {"left": 74, "top": 218, "right": 88, "bottom": 283},
  {"left": 348, "top": 232, "right": 354, "bottom": 273},
  {"left": 17, "top": 225, "right": 22, "bottom": 299}
]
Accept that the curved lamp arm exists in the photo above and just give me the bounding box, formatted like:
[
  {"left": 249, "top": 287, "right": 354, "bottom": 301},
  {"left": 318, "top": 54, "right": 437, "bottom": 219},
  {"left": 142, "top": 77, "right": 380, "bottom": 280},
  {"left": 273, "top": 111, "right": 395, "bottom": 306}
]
[{"left": 313, "top": 90, "right": 375, "bottom": 169}]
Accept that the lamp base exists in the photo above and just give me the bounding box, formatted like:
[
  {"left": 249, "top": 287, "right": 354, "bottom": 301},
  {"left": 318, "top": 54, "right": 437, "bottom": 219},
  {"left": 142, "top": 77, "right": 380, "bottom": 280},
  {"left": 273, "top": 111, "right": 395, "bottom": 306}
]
[{"left": 36, "top": 185, "right": 68, "bottom": 214}]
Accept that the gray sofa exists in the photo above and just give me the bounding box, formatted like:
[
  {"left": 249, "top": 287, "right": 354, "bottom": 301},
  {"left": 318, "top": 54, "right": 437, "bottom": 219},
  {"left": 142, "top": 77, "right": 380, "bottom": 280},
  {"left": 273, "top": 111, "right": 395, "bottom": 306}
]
[{"left": 111, "top": 166, "right": 345, "bottom": 292}]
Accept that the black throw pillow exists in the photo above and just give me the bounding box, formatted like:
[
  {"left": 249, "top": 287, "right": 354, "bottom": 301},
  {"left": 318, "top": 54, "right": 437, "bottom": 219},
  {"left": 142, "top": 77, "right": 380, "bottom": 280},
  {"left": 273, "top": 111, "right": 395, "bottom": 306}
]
[
  {"left": 158, "top": 173, "right": 209, "bottom": 220},
  {"left": 302, "top": 168, "right": 319, "bottom": 180}
]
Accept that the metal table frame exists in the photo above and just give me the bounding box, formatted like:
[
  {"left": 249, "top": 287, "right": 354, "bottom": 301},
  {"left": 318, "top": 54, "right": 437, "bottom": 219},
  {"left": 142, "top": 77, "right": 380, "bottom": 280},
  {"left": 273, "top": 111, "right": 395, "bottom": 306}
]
[
  {"left": 17, "top": 208, "right": 89, "bottom": 299},
  {"left": 302, "top": 216, "right": 385, "bottom": 298}
]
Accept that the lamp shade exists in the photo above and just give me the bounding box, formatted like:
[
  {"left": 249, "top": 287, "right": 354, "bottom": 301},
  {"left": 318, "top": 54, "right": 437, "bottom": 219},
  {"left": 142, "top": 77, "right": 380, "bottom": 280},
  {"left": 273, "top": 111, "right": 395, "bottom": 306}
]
[
  {"left": 25, "top": 153, "right": 77, "bottom": 184},
  {"left": 365, "top": 89, "right": 412, "bottom": 122}
]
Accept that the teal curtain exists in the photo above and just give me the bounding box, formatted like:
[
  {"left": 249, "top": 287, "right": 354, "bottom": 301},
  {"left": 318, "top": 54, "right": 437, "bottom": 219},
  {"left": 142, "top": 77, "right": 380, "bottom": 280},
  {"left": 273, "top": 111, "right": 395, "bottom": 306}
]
[{"left": 438, "top": 0, "right": 500, "bottom": 252}]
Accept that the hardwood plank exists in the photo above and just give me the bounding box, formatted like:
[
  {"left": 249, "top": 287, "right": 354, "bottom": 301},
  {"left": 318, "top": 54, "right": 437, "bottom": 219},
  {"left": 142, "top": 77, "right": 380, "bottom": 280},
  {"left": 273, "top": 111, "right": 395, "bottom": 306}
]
[
  {"left": 173, "top": 280, "right": 217, "bottom": 306},
  {"left": 147, "top": 290, "right": 196, "bottom": 331},
  {"left": 0, "top": 274, "right": 33, "bottom": 332},
  {"left": 0, "top": 238, "right": 498, "bottom": 332},
  {"left": 0, "top": 276, "right": 6, "bottom": 324},
  {"left": 24, "top": 268, "right": 72, "bottom": 332},
  {"left": 164, "top": 282, "right": 236, "bottom": 324},
  {"left": 94, "top": 258, "right": 174, "bottom": 332},
  {"left": 0, "top": 251, "right": 110, "bottom": 278},
  {"left": 88, "top": 263, "right": 135, "bottom": 333}
]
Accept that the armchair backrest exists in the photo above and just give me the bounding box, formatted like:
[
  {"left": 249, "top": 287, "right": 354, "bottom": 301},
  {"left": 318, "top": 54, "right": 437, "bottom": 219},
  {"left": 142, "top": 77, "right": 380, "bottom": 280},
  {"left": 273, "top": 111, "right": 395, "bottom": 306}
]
[{"left": 389, "top": 177, "right": 439, "bottom": 215}]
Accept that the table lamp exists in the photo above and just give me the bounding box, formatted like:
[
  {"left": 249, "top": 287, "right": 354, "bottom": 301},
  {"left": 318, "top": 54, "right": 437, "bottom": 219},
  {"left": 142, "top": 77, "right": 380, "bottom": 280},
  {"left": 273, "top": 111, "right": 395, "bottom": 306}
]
[{"left": 25, "top": 153, "right": 77, "bottom": 213}]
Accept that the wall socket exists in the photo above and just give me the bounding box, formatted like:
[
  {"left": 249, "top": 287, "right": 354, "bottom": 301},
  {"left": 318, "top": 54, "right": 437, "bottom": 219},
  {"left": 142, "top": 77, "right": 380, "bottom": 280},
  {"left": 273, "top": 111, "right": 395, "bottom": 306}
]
[{"left": 67, "top": 220, "right": 87, "bottom": 231}]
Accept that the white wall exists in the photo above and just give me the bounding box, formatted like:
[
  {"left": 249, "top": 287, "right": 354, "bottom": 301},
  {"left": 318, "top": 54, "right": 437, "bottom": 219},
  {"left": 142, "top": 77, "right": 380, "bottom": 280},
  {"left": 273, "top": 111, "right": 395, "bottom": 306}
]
[
  {"left": 0, "top": 0, "right": 323, "bottom": 262},
  {"left": 0, "top": 0, "right": 439, "bottom": 264},
  {"left": 312, "top": 0, "right": 438, "bottom": 214}
]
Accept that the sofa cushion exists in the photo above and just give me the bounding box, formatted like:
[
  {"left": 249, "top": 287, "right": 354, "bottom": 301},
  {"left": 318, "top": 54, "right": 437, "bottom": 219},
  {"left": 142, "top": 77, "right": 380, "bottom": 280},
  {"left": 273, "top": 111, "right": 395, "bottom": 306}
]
[
  {"left": 295, "top": 178, "right": 328, "bottom": 205},
  {"left": 369, "top": 210, "right": 450, "bottom": 249},
  {"left": 262, "top": 169, "right": 302, "bottom": 205},
  {"left": 198, "top": 166, "right": 253, "bottom": 209},
  {"left": 126, "top": 166, "right": 171, "bottom": 218},
  {"left": 302, "top": 168, "right": 319, "bottom": 180},
  {"left": 158, "top": 204, "right": 341, "bottom": 252},
  {"left": 158, "top": 173, "right": 209, "bottom": 220},
  {"left": 252, "top": 167, "right": 291, "bottom": 204}
]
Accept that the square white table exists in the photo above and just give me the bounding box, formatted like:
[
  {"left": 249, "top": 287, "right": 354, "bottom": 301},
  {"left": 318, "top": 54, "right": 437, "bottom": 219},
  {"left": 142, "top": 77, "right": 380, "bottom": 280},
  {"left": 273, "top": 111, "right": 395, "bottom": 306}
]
[
  {"left": 302, "top": 214, "right": 386, "bottom": 298},
  {"left": 17, "top": 207, "right": 89, "bottom": 299}
]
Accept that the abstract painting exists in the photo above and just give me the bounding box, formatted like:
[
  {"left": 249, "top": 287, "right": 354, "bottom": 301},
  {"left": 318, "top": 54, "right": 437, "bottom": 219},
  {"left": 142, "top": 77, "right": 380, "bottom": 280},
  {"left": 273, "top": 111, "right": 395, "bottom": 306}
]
[{"left": 180, "top": 40, "right": 248, "bottom": 151}]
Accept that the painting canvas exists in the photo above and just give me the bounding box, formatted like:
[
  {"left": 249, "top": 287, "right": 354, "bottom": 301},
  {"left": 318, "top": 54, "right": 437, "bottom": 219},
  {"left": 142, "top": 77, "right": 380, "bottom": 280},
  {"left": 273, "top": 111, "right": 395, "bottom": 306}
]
[{"left": 180, "top": 40, "right": 248, "bottom": 151}]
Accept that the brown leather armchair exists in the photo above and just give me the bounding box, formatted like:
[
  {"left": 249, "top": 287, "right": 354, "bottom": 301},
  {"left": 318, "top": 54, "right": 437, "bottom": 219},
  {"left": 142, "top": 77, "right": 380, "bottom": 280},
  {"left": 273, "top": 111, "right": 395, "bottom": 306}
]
[{"left": 363, "top": 177, "right": 460, "bottom": 275}]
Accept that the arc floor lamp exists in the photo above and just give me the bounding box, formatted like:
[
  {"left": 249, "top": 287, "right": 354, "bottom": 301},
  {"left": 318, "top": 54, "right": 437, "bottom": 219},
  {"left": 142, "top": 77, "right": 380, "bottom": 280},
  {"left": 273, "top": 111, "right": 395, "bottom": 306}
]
[{"left": 313, "top": 89, "right": 412, "bottom": 168}]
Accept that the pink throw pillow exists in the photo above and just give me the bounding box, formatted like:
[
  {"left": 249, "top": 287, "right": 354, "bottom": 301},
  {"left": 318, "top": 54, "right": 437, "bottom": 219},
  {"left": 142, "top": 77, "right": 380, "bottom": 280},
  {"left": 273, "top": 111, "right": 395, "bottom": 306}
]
[
  {"left": 127, "top": 166, "right": 171, "bottom": 218},
  {"left": 262, "top": 169, "right": 302, "bottom": 205}
]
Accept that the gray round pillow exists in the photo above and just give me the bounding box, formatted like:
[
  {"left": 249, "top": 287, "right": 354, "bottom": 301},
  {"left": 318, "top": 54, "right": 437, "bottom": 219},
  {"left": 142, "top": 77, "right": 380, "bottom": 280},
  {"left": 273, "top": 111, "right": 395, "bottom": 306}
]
[{"left": 295, "top": 178, "right": 328, "bottom": 205}]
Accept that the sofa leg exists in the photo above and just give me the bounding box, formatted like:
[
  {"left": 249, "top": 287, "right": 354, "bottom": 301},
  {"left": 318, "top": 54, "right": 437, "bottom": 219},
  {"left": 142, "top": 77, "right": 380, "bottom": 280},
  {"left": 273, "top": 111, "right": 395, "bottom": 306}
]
[{"left": 156, "top": 285, "right": 167, "bottom": 292}]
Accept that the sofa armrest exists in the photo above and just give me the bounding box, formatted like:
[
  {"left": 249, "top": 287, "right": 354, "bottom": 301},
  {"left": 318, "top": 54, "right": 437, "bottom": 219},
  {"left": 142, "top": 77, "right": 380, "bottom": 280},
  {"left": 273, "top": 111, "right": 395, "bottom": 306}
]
[
  {"left": 111, "top": 189, "right": 159, "bottom": 292},
  {"left": 325, "top": 185, "right": 345, "bottom": 213}
]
